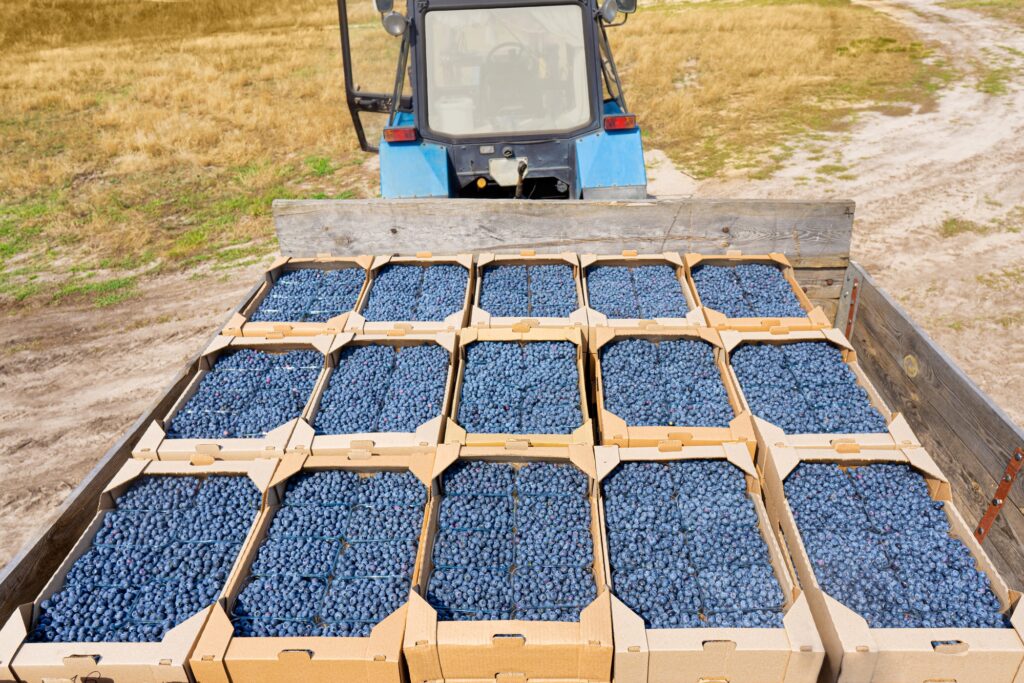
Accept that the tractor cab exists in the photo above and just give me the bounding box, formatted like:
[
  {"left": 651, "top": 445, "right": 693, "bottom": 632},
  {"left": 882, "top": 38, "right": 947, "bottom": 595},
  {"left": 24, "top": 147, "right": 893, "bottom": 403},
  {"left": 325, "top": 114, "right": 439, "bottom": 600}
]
[{"left": 337, "top": 0, "right": 646, "bottom": 199}]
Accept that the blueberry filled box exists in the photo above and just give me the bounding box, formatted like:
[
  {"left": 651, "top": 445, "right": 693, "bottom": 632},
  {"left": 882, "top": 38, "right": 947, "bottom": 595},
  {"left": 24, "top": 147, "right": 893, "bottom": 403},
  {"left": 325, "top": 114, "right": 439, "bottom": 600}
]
[
  {"left": 402, "top": 444, "right": 613, "bottom": 683},
  {"left": 222, "top": 255, "right": 372, "bottom": 338},
  {"left": 286, "top": 332, "right": 457, "bottom": 456},
  {"left": 133, "top": 336, "right": 331, "bottom": 460},
  {"left": 345, "top": 253, "right": 473, "bottom": 334},
  {"left": 190, "top": 450, "right": 434, "bottom": 683},
  {"left": 0, "top": 459, "right": 274, "bottom": 683},
  {"left": 445, "top": 327, "right": 594, "bottom": 448},
  {"left": 589, "top": 326, "right": 755, "bottom": 450},
  {"left": 595, "top": 444, "right": 824, "bottom": 683},
  {"left": 722, "top": 329, "right": 920, "bottom": 451},
  {"left": 761, "top": 443, "right": 1024, "bottom": 683},
  {"left": 684, "top": 252, "right": 830, "bottom": 331},
  {"left": 470, "top": 251, "right": 588, "bottom": 330},
  {"left": 580, "top": 251, "right": 703, "bottom": 329}
]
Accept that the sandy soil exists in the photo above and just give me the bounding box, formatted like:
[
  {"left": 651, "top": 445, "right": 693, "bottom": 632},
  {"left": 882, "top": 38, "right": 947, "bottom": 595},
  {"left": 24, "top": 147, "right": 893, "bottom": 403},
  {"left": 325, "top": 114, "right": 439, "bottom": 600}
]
[
  {"left": 648, "top": 0, "right": 1024, "bottom": 428},
  {"left": 1, "top": 0, "right": 1022, "bottom": 572}
]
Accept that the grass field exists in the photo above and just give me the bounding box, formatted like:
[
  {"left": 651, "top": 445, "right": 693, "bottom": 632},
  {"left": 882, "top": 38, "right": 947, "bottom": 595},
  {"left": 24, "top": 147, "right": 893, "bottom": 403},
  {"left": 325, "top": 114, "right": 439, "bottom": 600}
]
[{"left": 0, "top": 0, "right": 946, "bottom": 308}]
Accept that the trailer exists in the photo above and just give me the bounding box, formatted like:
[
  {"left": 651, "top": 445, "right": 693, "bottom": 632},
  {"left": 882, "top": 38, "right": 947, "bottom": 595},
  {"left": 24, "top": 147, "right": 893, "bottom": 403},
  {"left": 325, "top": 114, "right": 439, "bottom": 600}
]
[{"left": 0, "top": 198, "right": 1022, "bottom": 680}]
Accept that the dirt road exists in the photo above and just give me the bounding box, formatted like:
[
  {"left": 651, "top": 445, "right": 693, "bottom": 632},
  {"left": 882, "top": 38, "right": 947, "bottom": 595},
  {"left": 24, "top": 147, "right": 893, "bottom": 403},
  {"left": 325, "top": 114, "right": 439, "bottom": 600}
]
[{"left": 649, "top": 0, "right": 1024, "bottom": 427}]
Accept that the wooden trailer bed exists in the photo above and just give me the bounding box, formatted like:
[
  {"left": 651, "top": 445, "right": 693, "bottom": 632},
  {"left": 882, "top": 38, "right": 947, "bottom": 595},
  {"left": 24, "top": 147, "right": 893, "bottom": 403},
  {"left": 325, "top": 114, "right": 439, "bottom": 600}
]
[{"left": 1, "top": 198, "right": 1020, "bottom": 627}]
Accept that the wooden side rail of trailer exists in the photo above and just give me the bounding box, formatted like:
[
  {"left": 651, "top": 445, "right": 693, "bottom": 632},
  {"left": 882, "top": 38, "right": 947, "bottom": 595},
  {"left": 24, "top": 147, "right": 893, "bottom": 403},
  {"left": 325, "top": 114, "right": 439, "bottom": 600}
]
[{"left": 1, "top": 198, "right": 1021, "bottom": 625}]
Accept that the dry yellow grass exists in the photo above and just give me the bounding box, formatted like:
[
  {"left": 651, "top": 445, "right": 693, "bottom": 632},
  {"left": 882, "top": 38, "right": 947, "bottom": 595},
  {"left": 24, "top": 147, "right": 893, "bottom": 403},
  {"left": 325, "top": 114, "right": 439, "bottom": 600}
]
[
  {"left": 0, "top": 0, "right": 944, "bottom": 307},
  {"left": 615, "top": 0, "right": 946, "bottom": 177}
]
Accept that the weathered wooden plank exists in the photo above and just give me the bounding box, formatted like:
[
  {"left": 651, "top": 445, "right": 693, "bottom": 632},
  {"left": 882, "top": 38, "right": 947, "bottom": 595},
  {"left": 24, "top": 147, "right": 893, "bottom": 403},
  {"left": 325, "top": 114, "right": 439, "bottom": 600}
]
[
  {"left": 0, "top": 282, "right": 263, "bottom": 623},
  {"left": 844, "top": 263, "right": 1024, "bottom": 586},
  {"left": 273, "top": 198, "right": 854, "bottom": 267}
]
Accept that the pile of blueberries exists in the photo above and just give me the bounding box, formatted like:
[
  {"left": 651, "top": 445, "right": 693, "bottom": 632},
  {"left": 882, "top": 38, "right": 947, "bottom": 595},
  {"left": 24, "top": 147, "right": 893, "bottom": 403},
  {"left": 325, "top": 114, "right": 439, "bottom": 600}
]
[
  {"left": 585, "top": 264, "right": 690, "bottom": 319},
  {"left": 166, "top": 349, "right": 322, "bottom": 439},
  {"left": 600, "top": 338, "right": 734, "bottom": 428},
  {"left": 362, "top": 264, "right": 469, "bottom": 322},
  {"left": 427, "top": 461, "right": 597, "bottom": 621},
  {"left": 478, "top": 264, "right": 579, "bottom": 318},
  {"left": 231, "top": 469, "right": 426, "bottom": 638},
  {"left": 787, "top": 462, "right": 1008, "bottom": 628},
  {"left": 314, "top": 343, "right": 449, "bottom": 435},
  {"left": 30, "top": 475, "right": 260, "bottom": 643},
  {"left": 690, "top": 263, "right": 805, "bottom": 319},
  {"left": 251, "top": 267, "right": 366, "bottom": 323},
  {"left": 603, "top": 460, "right": 786, "bottom": 629},
  {"left": 731, "top": 341, "right": 889, "bottom": 434},
  {"left": 457, "top": 341, "right": 583, "bottom": 434}
]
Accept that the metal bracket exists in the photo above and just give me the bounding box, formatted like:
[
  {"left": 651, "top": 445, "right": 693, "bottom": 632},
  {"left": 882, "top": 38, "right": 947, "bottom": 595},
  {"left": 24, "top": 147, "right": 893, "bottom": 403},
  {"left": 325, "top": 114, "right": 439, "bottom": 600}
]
[{"left": 975, "top": 448, "right": 1024, "bottom": 543}]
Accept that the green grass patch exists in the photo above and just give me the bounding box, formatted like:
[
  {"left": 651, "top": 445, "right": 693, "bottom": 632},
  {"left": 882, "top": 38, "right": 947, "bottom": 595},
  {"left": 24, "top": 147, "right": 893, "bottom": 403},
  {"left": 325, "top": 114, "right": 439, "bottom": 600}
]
[
  {"left": 977, "top": 67, "right": 1013, "bottom": 95},
  {"left": 53, "top": 276, "right": 138, "bottom": 306},
  {"left": 305, "top": 156, "right": 337, "bottom": 177},
  {"left": 940, "top": 217, "right": 989, "bottom": 237}
]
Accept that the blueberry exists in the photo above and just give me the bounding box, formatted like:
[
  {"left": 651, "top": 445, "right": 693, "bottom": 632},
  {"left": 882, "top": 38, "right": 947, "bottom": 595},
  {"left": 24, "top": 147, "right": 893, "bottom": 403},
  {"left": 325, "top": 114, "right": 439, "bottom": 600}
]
[
  {"left": 691, "top": 263, "right": 804, "bottom": 318},
  {"left": 731, "top": 342, "right": 888, "bottom": 435},
  {"left": 586, "top": 264, "right": 689, "bottom": 319},
  {"left": 479, "top": 264, "right": 577, "bottom": 318},
  {"left": 457, "top": 341, "right": 582, "bottom": 434},
  {"left": 250, "top": 267, "right": 365, "bottom": 323},
  {"left": 166, "top": 349, "right": 322, "bottom": 439},
  {"left": 787, "top": 462, "right": 1009, "bottom": 628},
  {"left": 602, "top": 460, "right": 786, "bottom": 630},
  {"left": 600, "top": 338, "right": 732, "bottom": 428},
  {"left": 363, "top": 264, "right": 468, "bottom": 322}
]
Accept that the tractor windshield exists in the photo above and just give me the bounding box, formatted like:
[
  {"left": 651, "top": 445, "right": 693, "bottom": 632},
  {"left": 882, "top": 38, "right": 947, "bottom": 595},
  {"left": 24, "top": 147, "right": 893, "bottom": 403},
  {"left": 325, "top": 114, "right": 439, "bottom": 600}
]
[{"left": 424, "top": 4, "right": 592, "bottom": 137}]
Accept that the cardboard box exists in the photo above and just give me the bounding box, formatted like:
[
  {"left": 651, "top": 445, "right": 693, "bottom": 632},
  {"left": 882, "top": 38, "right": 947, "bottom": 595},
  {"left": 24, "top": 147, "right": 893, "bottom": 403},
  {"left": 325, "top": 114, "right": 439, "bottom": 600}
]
[
  {"left": 287, "top": 331, "right": 458, "bottom": 456},
  {"left": 580, "top": 251, "right": 704, "bottom": 330},
  {"left": 469, "top": 251, "right": 589, "bottom": 331},
  {"left": 133, "top": 335, "right": 334, "bottom": 461},
  {"left": 222, "top": 255, "right": 373, "bottom": 338},
  {"left": 595, "top": 443, "right": 824, "bottom": 683},
  {"left": 683, "top": 252, "right": 831, "bottom": 332},
  {"left": 190, "top": 449, "right": 435, "bottom": 683},
  {"left": 444, "top": 327, "right": 595, "bottom": 448},
  {"left": 589, "top": 326, "right": 755, "bottom": 451},
  {"left": 403, "top": 443, "right": 614, "bottom": 683},
  {"left": 0, "top": 457, "right": 276, "bottom": 683},
  {"left": 721, "top": 328, "right": 920, "bottom": 451},
  {"left": 346, "top": 253, "right": 474, "bottom": 334},
  {"left": 760, "top": 442, "right": 1024, "bottom": 683}
]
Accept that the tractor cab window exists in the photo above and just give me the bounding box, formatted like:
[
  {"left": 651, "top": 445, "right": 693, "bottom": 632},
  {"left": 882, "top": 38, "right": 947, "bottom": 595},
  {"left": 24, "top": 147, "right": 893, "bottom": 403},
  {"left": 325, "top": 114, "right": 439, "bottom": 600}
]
[{"left": 424, "top": 4, "right": 591, "bottom": 137}]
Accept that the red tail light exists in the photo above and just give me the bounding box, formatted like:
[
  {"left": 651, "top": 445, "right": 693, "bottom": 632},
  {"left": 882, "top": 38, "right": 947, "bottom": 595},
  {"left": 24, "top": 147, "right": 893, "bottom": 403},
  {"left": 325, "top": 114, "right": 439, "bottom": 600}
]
[
  {"left": 383, "top": 126, "right": 418, "bottom": 143},
  {"left": 603, "top": 114, "right": 637, "bottom": 131}
]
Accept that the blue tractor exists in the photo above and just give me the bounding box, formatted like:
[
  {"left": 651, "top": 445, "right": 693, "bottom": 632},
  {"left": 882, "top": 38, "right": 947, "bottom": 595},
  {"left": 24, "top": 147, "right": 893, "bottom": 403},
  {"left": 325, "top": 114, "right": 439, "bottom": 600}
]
[{"left": 337, "top": 0, "right": 647, "bottom": 199}]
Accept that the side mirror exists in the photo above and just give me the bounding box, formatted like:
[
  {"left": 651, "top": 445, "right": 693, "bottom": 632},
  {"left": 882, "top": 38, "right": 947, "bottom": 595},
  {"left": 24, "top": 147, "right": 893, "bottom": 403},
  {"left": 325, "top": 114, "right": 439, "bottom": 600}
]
[
  {"left": 615, "top": 0, "right": 637, "bottom": 13},
  {"left": 374, "top": 0, "right": 394, "bottom": 12},
  {"left": 382, "top": 10, "right": 408, "bottom": 36},
  {"left": 599, "top": 0, "right": 618, "bottom": 22}
]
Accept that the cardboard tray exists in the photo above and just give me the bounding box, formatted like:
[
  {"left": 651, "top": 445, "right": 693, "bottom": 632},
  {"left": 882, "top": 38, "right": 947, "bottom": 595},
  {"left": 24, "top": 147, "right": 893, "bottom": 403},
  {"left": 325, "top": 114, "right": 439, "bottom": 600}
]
[
  {"left": 683, "top": 251, "right": 831, "bottom": 332},
  {"left": 760, "top": 442, "right": 1024, "bottom": 683},
  {"left": 444, "top": 327, "right": 595, "bottom": 448},
  {"left": 594, "top": 444, "right": 824, "bottom": 683},
  {"left": 346, "top": 253, "right": 474, "bottom": 334},
  {"left": 222, "top": 255, "right": 373, "bottom": 338},
  {"left": 721, "top": 328, "right": 921, "bottom": 451},
  {"left": 403, "top": 443, "right": 614, "bottom": 683},
  {"left": 0, "top": 457, "right": 277, "bottom": 683},
  {"left": 588, "top": 325, "right": 755, "bottom": 451},
  {"left": 132, "top": 335, "right": 335, "bottom": 461},
  {"left": 287, "top": 331, "right": 458, "bottom": 457},
  {"left": 469, "top": 250, "right": 589, "bottom": 331},
  {"left": 579, "top": 251, "right": 705, "bottom": 330},
  {"left": 190, "top": 449, "right": 435, "bottom": 683}
]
